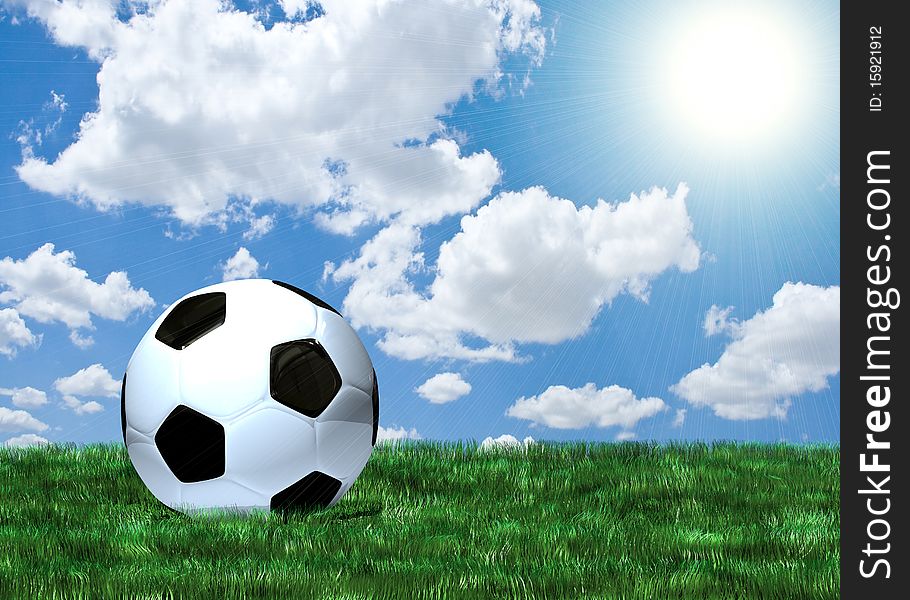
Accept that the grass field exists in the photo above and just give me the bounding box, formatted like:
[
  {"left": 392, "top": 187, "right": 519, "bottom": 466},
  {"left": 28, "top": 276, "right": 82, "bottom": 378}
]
[{"left": 0, "top": 441, "right": 838, "bottom": 599}]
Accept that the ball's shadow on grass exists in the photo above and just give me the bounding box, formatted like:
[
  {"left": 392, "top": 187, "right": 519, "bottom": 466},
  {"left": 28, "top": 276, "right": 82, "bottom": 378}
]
[
  {"left": 144, "top": 496, "right": 384, "bottom": 523},
  {"left": 270, "top": 502, "right": 385, "bottom": 524}
]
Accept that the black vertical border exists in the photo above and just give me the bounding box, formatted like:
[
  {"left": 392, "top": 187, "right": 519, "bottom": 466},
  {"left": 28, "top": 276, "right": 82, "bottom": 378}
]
[{"left": 841, "top": 1, "right": 906, "bottom": 596}]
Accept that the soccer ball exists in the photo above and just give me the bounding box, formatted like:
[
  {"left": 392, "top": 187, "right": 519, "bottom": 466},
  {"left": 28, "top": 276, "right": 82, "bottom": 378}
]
[{"left": 121, "top": 279, "right": 378, "bottom": 514}]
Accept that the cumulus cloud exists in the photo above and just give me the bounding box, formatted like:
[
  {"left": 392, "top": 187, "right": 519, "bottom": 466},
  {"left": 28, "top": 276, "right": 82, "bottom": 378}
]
[
  {"left": 69, "top": 330, "right": 95, "bottom": 349},
  {"left": 415, "top": 372, "right": 472, "bottom": 404},
  {"left": 10, "top": 0, "right": 544, "bottom": 231},
  {"left": 615, "top": 431, "right": 636, "bottom": 441},
  {"left": 0, "top": 244, "right": 154, "bottom": 346},
  {"left": 703, "top": 305, "right": 736, "bottom": 337},
  {"left": 0, "top": 386, "right": 48, "bottom": 408},
  {"left": 14, "top": 89, "right": 68, "bottom": 151},
  {"left": 55, "top": 361, "right": 116, "bottom": 415},
  {"left": 221, "top": 247, "right": 262, "bottom": 281},
  {"left": 8, "top": 1, "right": 704, "bottom": 369},
  {"left": 4, "top": 433, "right": 51, "bottom": 447},
  {"left": 1, "top": 0, "right": 119, "bottom": 57},
  {"left": 672, "top": 282, "right": 840, "bottom": 420},
  {"left": 0, "top": 307, "right": 40, "bottom": 357},
  {"left": 243, "top": 214, "right": 275, "bottom": 241},
  {"left": 8, "top": 1, "right": 705, "bottom": 372},
  {"left": 375, "top": 424, "right": 423, "bottom": 444},
  {"left": 332, "top": 184, "right": 700, "bottom": 361},
  {"left": 54, "top": 363, "right": 121, "bottom": 398},
  {"left": 672, "top": 408, "right": 686, "bottom": 428},
  {"left": 506, "top": 383, "right": 667, "bottom": 430},
  {"left": 479, "top": 433, "right": 534, "bottom": 450},
  {"left": 0, "top": 406, "right": 48, "bottom": 433},
  {"left": 62, "top": 395, "right": 105, "bottom": 415}
]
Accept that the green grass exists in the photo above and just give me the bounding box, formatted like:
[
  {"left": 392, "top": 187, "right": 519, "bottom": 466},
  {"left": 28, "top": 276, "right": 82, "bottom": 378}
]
[{"left": 0, "top": 441, "right": 838, "bottom": 599}]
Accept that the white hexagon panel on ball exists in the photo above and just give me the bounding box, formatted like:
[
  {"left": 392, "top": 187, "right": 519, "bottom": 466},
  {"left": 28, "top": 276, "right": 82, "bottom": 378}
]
[{"left": 121, "top": 279, "right": 379, "bottom": 515}]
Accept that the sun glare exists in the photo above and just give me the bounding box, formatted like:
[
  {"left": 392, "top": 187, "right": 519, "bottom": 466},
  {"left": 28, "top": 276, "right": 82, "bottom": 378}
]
[{"left": 659, "top": 6, "right": 807, "bottom": 149}]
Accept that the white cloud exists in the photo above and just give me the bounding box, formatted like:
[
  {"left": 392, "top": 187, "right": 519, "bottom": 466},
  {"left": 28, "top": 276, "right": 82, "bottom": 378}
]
[
  {"left": 243, "top": 214, "right": 275, "bottom": 241},
  {"left": 8, "top": 2, "right": 704, "bottom": 373},
  {"left": 4, "top": 433, "right": 50, "bottom": 447},
  {"left": 62, "top": 395, "right": 105, "bottom": 415},
  {"left": 703, "top": 304, "right": 735, "bottom": 337},
  {"left": 221, "top": 247, "right": 261, "bottom": 281},
  {"left": 2, "top": 0, "right": 119, "bottom": 58},
  {"left": 375, "top": 424, "right": 422, "bottom": 443},
  {"left": 9, "top": 1, "right": 704, "bottom": 370},
  {"left": 332, "top": 184, "right": 700, "bottom": 361},
  {"left": 10, "top": 0, "right": 544, "bottom": 231},
  {"left": 615, "top": 431, "right": 636, "bottom": 441},
  {"left": 0, "top": 244, "right": 154, "bottom": 345},
  {"left": 68, "top": 330, "right": 95, "bottom": 349},
  {"left": 0, "top": 386, "right": 48, "bottom": 408},
  {"left": 54, "top": 363, "right": 120, "bottom": 398},
  {"left": 82, "top": 400, "right": 103, "bottom": 414},
  {"left": 48, "top": 89, "right": 67, "bottom": 111},
  {"left": 0, "top": 406, "right": 48, "bottom": 432},
  {"left": 479, "top": 433, "right": 534, "bottom": 450},
  {"left": 0, "top": 307, "right": 40, "bottom": 357},
  {"left": 506, "top": 383, "right": 667, "bottom": 430},
  {"left": 415, "top": 372, "right": 472, "bottom": 404},
  {"left": 672, "top": 282, "right": 840, "bottom": 420},
  {"left": 15, "top": 89, "right": 68, "bottom": 151},
  {"left": 672, "top": 408, "right": 686, "bottom": 428}
]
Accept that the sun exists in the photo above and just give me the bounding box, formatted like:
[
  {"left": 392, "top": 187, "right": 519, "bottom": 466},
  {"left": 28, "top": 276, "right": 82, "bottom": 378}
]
[{"left": 658, "top": 5, "right": 807, "bottom": 149}]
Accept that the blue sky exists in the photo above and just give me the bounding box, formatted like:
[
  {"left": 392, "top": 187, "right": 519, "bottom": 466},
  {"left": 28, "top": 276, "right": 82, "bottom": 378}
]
[{"left": 0, "top": 0, "right": 839, "bottom": 447}]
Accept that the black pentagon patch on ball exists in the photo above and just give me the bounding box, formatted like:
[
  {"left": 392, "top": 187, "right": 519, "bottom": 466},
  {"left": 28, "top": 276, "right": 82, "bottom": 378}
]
[
  {"left": 270, "top": 339, "right": 341, "bottom": 418},
  {"left": 155, "top": 292, "right": 226, "bottom": 350},
  {"left": 155, "top": 405, "right": 225, "bottom": 483},
  {"left": 371, "top": 369, "right": 379, "bottom": 446},
  {"left": 120, "top": 372, "right": 127, "bottom": 445},
  {"left": 270, "top": 471, "right": 342, "bottom": 512},
  {"left": 272, "top": 280, "right": 342, "bottom": 317}
]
